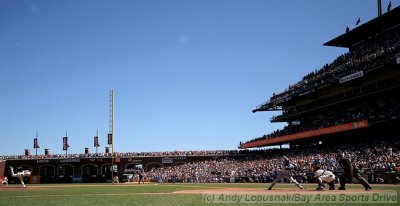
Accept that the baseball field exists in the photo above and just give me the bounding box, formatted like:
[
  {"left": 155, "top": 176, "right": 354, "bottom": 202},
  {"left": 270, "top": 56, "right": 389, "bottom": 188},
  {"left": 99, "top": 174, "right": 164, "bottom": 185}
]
[{"left": 0, "top": 183, "right": 399, "bottom": 206}]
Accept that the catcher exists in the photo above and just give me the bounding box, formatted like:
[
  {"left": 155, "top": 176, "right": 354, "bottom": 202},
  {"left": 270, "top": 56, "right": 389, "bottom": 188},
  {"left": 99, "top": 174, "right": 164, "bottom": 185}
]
[{"left": 313, "top": 166, "right": 336, "bottom": 190}]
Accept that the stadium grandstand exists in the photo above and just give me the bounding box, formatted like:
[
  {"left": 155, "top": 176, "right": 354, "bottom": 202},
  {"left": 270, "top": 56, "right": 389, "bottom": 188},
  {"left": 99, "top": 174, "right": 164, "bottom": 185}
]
[
  {"left": 240, "top": 4, "right": 400, "bottom": 149},
  {"left": 1, "top": 3, "right": 400, "bottom": 186},
  {"left": 1, "top": 140, "right": 399, "bottom": 184}
]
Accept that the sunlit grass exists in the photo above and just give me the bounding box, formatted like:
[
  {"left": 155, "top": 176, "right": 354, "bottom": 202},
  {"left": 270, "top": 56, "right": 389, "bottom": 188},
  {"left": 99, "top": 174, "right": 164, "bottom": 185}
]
[{"left": 0, "top": 183, "right": 398, "bottom": 206}]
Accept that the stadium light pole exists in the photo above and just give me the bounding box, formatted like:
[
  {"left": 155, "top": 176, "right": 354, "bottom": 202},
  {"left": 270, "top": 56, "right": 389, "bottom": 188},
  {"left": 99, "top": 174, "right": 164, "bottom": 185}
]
[{"left": 109, "top": 89, "right": 115, "bottom": 183}]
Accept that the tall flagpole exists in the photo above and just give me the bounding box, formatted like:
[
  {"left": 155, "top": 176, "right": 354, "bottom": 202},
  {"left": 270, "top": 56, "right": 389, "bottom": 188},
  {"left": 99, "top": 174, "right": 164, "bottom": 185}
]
[
  {"left": 109, "top": 89, "right": 115, "bottom": 183},
  {"left": 377, "top": 0, "right": 382, "bottom": 16}
]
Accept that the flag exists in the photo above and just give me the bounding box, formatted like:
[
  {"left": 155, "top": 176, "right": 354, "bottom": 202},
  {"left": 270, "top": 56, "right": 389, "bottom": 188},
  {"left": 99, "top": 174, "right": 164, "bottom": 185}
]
[
  {"left": 356, "top": 17, "right": 361, "bottom": 26},
  {"left": 34, "top": 138, "right": 40, "bottom": 149},
  {"left": 94, "top": 136, "right": 100, "bottom": 147},
  {"left": 107, "top": 133, "right": 113, "bottom": 145},
  {"left": 63, "top": 136, "right": 69, "bottom": 150},
  {"left": 387, "top": 1, "right": 392, "bottom": 12}
]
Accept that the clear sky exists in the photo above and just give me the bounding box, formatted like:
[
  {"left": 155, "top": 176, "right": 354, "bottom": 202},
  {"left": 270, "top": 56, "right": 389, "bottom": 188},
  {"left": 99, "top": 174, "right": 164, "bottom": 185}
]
[{"left": 0, "top": 0, "right": 395, "bottom": 155}]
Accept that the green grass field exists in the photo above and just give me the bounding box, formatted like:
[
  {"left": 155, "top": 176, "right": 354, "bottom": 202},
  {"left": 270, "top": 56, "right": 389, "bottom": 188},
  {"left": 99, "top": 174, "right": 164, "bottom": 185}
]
[{"left": 0, "top": 183, "right": 399, "bottom": 206}]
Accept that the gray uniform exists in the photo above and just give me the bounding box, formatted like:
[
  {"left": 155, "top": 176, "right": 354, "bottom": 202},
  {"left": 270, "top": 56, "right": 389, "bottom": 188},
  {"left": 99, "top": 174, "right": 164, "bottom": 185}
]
[{"left": 268, "top": 157, "right": 303, "bottom": 190}]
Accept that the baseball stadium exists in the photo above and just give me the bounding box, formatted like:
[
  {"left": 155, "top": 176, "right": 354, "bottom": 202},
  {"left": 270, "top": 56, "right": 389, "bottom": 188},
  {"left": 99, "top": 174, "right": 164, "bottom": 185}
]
[{"left": 2, "top": 1, "right": 400, "bottom": 206}]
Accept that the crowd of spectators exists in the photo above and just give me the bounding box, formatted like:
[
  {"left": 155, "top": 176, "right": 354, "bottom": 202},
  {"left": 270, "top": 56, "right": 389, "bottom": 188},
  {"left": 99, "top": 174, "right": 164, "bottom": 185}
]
[
  {"left": 244, "top": 98, "right": 400, "bottom": 144},
  {"left": 117, "top": 150, "right": 241, "bottom": 157},
  {"left": 0, "top": 150, "right": 247, "bottom": 160},
  {"left": 0, "top": 153, "right": 99, "bottom": 160},
  {"left": 1, "top": 139, "right": 399, "bottom": 184},
  {"left": 144, "top": 140, "right": 400, "bottom": 183},
  {"left": 259, "top": 28, "right": 400, "bottom": 110}
]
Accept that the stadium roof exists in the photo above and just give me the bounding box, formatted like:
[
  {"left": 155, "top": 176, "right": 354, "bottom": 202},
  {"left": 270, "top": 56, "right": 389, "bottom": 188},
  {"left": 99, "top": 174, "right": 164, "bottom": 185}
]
[{"left": 324, "top": 6, "right": 400, "bottom": 48}]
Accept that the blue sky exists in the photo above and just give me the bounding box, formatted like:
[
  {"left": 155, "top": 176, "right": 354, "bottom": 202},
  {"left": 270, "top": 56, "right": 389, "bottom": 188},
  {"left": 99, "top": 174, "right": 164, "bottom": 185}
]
[{"left": 0, "top": 0, "right": 394, "bottom": 155}]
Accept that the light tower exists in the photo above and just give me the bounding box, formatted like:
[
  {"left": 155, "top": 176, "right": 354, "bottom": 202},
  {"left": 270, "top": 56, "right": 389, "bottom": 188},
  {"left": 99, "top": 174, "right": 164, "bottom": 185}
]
[{"left": 109, "top": 89, "right": 116, "bottom": 182}]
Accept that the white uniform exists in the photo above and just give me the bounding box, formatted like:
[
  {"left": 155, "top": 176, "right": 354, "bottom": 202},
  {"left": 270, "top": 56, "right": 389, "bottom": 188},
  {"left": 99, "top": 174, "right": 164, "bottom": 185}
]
[
  {"left": 315, "top": 169, "right": 336, "bottom": 183},
  {"left": 112, "top": 176, "right": 119, "bottom": 184},
  {"left": 10, "top": 167, "right": 31, "bottom": 188},
  {"left": 314, "top": 169, "right": 336, "bottom": 190},
  {"left": 1, "top": 177, "right": 8, "bottom": 186}
]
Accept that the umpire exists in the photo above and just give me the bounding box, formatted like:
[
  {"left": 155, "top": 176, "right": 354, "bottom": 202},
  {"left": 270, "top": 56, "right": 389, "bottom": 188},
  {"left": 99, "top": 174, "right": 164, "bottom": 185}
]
[{"left": 337, "top": 154, "right": 372, "bottom": 191}]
